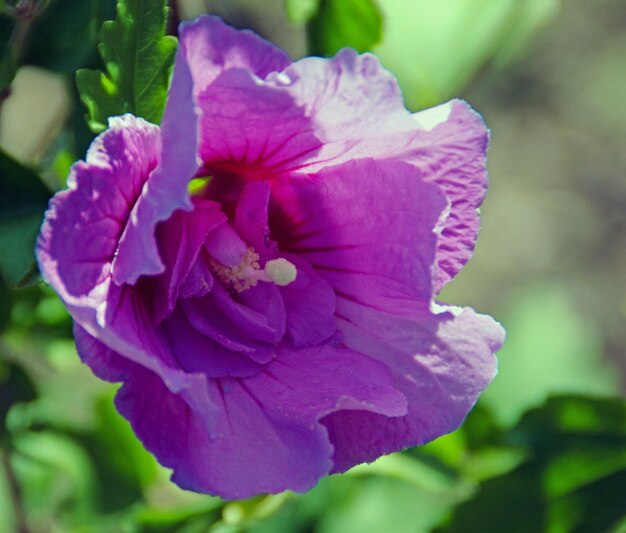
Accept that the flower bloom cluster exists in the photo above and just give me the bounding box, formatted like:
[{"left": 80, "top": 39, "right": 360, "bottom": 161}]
[{"left": 37, "top": 16, "right": 504, "bottom": 498}]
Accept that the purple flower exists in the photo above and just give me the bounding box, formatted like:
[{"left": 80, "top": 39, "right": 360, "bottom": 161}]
[{"left": 37, "top": 16, "right": 504, "bottom": 499}]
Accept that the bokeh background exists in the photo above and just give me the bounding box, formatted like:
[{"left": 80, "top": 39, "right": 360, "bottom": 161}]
[{"left": 1, "top": 0, "right": 625, "bottom": 531}]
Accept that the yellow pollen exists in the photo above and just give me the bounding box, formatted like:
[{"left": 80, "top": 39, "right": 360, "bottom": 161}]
[
  {"left": 209, "top": 248, "right": 261, "bottom": 293},
  {"left": 209, "top": 248, "right": 297, "bottom": 292}
]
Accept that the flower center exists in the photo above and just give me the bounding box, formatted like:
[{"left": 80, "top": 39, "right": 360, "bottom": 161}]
[{"left": 209, "top": 248, "right": 297, "bottom": 293}]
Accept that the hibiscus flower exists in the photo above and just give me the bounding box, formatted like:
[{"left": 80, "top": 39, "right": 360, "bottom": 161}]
[{"left": 37, "top": 16, "right": 504, "bottom": 499}]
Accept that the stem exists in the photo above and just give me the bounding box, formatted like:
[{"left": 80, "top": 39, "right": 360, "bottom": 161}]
[
  {"left": 0, "top": 445, "right": 29, "bottom": 533},
  {"left": 11, "top": 0, "right": 46, "bottom": 63},
  {"left": 168, "top": 0, "right": 181, "bottom": 36},
  {"left": 0, "top": 0, "right": 49, "bottom": 120}
]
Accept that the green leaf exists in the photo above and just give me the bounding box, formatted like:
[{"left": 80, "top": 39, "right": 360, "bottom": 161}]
[
  {"left": 0, "top": 361, "right": 37, "bottom": 441},
  {"left": 0, "top": 214, "right": 45, "bottom": 287},
  {"left": 0, "top": 149, "right": 50, "bottom": 285},
  {"left": 24, "top": 0, "right": 115, "bottom": 74},
  {"left": 480, "top": 285, "right": 621, "bottom": 427},
  {"left": 0, "top": 14, "right": 16, "bottom": 92},
  {"left": 307, "top": 0, "right": 383, "bottom": 57},
  {"left": 373, "top": 0, "right": 559, "bottom": 110},
  {"left": 317, "top": 476, "right": 459, "bottom": 533},
  {"left": 76, "top": 0, "right": 177, "bottom": 132},
  {"left": 347, "top": 453, "right": 458, "bottom": 495},
  {"left": 285, "top": 0, "right": 320, "bottom": 24},
  {"left": 491, "top": 0, "right": 560, "bottom": 68},
  {"left": 0, "top": 42, "right": 15, "bottom": 91},
  {"left": 132, "top": 501, "right": 223, "bottom": 531},
  {"left": 93, "top": 392, "right": 159, "bottom": 491},
  {"left": 0, "top": 148, "right": 50, "bottom": 222},
  {"left": 78, "top": 391, "right": 160, "bottom": 513},
  {"left": 437, "top": 396, "right": 626, "bottom": 533},
  {"left": 12, "top": 431, "right": 98, "bottom": 521},
  {"left": 0, "top": 273, "right": 9, "bottom": 332}
]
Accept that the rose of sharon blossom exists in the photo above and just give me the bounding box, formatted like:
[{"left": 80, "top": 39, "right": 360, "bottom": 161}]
[{"left": 37, "top": 16, "right": 504, "bottom": 498}]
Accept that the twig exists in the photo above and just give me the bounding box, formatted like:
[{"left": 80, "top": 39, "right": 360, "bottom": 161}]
[{"left": 0, "top": 445, "right": 30, "bottom": 533}]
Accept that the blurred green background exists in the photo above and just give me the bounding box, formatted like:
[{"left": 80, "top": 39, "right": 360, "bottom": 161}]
[{"left": 1, "top": 0, "right": 625, "bottom": 531}]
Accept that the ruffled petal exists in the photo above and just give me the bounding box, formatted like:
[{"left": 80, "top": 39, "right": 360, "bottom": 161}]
[
  {"left": 174, "top": 17, "right": 316, "bottom": 177},
  {"left": 271, "top": 158, "right": 448, "bottom": 311},
  {"left": 407, "top": 100, "right": 490, "bottom": 291},
  {"left": 37, "top": 115, "right": 160, "bottom": 299},
  {"left": 113, "top": 41, "right": 200, "bottom": 284},
  {"left": 71, "top": 299, "right": 219, "bottom": 441},
  {"left": 268, "top": 49, "right": 489, "bottom": 290},
  {"left": 326, "top": 302, "right": 503, "bottom": 472},
  {"left": 179, "top": 15, "right": 291, "bottom": 94},
  {"left": 114, "top": 344, "right": 406, "bottom": 499},
  {"left": 36, "top": 116, "right": 209, "bottom": 403},
  {"left": 150, "top": 198, "right": 226, "bottom": 323},
  {"left": 272, "top": 49, "right": 417, "bottom": 173}
]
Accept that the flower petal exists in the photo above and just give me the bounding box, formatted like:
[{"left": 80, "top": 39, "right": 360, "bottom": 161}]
[
  {"left": 176, "top": 16, "right": 317, "bottom": 176},
  {"left": 181, "top": 294, "right": 276, "bottom": 363},
  {"left": 150, "top": 198, "right": 226, "bottom": 323},
  {"left": 36, "top": 116, "right": 214, "bottom": 408},
  {"left": 326, "top": 302, "right": 503, "bottom": 472},
  {"left": 237, "top": 282, "right": 287, "bottom": 342},
  {"left": 408, "top": 99, "right": 490, "bottom": 291},
  {"left": 112, "top": 40, "right": 200, "bottom": 284},
  {"left": 271, "top": 158, "right": 448, "bottom": 311},
  {"left": 269, "top": 50, "right": 490, "bottom": 290},
  {"left": 234, "top": 181, "right": 277, "bottom": 259},
  {"left": 114, "top": 344, "right": 406, "bottom": 499},
  {"left": 162, "top": 308, "right": 263, "bottom": 378},
  {"left": 204, "top": 222, "right": 248, "bottom": 267},
  {"left": 271, "top": 49, "right": 417, "bottom": 173},
  {"left": 178, "top": 259, "right": 214, "bottom": 299},
  {"left": 179, "top": 15, "right": 291, "bottom": 94},
  {"left": 196, "top": 68, "right": 322, "bottom": 176},
  {"left": 37, "top": 115, "right": 160, "bottom": 299},
  {"left": 74, "top": 323, "right": 135, "bottom": 383},
  {"left": 72, "top": 304, "right": 219, "bottom": 437},
  {"left": 279, "top": 253, "right": 337, "bottom": 347}
]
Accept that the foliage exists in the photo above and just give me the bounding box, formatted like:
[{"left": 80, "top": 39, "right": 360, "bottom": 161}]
[
  {"left": 0, "top": 148, "right": 50, "bottom": 222},
  {"left": 0, "top": 11, "right": 17, "bottom": 90},
  {"left": 284, "top": 0, "right": 320, "bottom": 25},
  {"left": 481, "top": 285, "right": 621, "bottom": 426},
  {"left": 23, "top": 0, "right": 115, "bottom": 74},
  {"left": 0, "top": 149, "right": 50, "bottom": 286},
  {"left": 76, "top": 0, "right": 176, "bottom": 131},
  {"left": 438, "top": 396, "right": 626, "bottom": 533},
  {"left": 307, "top": 0, "right": 382, "bottom": 56},
  {"left": 0, "top": 0, "right": 115, "bottom": 91},
  {"left": 373, "top": 0, "right": 560, "bottom": 109}
]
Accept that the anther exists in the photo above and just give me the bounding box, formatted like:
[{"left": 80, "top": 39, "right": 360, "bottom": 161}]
[{"left": 210, "top": 248, "right": 297, "bottom": 292}]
